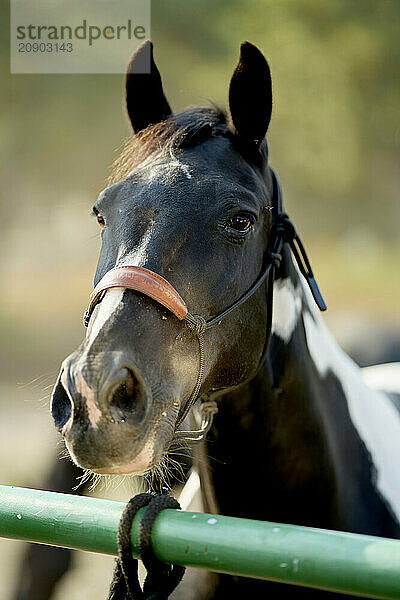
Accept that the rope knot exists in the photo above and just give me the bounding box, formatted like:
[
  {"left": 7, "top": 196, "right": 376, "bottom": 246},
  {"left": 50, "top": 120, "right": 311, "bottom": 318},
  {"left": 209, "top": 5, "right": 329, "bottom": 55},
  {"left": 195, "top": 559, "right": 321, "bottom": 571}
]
[
  {"left": 108, "top": 493, "right": 185, "bottom": 600},
  {"left": 185, "top": 313, "right": 207, "bottom": 335}
]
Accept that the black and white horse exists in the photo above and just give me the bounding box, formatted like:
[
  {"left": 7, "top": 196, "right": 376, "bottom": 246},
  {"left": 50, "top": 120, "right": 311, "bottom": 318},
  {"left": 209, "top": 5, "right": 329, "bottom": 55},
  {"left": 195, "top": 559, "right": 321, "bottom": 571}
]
[{"left": 50, "top": 41, "right": 400, "bottom": 598}]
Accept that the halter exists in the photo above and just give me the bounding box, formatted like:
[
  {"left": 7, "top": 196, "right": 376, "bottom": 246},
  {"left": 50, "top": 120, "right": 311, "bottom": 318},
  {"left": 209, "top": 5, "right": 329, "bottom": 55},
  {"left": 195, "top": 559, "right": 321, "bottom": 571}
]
[{"left": 83, "top": 168, "right": 326, "bottom": 442}]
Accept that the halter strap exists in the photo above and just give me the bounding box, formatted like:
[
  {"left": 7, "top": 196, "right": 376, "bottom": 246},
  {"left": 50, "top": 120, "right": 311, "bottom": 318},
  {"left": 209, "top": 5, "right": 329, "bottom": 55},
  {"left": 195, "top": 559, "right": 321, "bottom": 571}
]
[{"left": 83, "top": 168, "right": 327, "bottom": 441}]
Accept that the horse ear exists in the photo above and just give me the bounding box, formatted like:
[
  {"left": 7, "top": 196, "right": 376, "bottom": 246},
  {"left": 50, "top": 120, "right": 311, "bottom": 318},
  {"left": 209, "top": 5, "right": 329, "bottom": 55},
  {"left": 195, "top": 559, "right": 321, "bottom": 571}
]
[
  {"left": 229, "top": 41, "right": 272, "bottom": 145},
  {"left": 125, "top": 40, "right": 172, "bottom": 134}
]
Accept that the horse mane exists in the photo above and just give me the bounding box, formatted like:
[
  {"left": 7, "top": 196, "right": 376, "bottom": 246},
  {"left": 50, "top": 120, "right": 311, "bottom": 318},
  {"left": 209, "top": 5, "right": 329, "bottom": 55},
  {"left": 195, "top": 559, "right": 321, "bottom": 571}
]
[{"left": 108, "top": 106, "right": 230, "bottom": 185}]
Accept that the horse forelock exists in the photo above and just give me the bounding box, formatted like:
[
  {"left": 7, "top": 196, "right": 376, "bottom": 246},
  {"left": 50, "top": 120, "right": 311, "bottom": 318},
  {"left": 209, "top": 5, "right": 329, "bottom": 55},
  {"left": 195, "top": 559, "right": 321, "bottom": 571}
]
[{"left": 107, "top": 106, "right": 230, "bottom": 186}]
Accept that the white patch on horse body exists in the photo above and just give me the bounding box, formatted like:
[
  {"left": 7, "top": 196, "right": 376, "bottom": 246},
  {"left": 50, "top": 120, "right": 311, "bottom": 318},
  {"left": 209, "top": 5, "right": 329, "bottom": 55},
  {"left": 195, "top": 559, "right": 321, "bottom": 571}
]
[
  {"left": 179, "top": 468, "right": 203, "bottom": 511},
  {"left": 271, "top": 278, "right": 302, "bottom": 342},
  {"left": 302, "top": 299, "right": 400, "bottom": 522}
]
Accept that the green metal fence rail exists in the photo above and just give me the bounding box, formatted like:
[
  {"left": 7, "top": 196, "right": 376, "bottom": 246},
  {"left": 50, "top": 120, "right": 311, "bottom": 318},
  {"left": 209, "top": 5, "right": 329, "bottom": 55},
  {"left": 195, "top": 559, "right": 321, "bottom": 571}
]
[{"left": 0, "top": 485, "right": 399, "bottom": 599}]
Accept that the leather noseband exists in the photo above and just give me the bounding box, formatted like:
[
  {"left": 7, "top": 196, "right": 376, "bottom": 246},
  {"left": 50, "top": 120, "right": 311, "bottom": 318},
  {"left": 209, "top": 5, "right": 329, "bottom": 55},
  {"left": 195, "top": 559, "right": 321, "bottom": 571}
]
[{"left": 87, "top": 265, "right": 188, "bottom": 323}]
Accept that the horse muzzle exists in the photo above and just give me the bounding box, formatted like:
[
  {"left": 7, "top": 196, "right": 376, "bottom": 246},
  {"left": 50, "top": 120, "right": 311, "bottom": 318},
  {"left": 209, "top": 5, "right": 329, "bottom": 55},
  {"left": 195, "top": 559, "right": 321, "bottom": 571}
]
[{"left": 50, "top": 351, "right": 173, "bottom": 474}]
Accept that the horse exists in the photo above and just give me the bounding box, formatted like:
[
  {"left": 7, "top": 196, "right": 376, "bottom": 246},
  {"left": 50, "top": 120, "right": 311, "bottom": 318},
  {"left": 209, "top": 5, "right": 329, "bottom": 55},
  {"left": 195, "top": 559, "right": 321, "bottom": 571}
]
[{"left": 50, "top": 40, "right": 400, "bottom": 598}]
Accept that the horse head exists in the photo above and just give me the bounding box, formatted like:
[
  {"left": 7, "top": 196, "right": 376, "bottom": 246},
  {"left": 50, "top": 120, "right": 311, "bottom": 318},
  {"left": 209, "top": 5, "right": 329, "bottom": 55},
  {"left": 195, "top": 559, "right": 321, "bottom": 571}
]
[{"left": 51, "top": 41, "right": 277, "bottom": 475}]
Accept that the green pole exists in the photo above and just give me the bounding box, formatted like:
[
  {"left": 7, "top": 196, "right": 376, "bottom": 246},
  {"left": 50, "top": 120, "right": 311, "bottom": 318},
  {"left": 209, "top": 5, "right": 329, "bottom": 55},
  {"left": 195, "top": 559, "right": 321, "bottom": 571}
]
[{"left": 0, "top": 485, "right": 399, "bottom": 599}]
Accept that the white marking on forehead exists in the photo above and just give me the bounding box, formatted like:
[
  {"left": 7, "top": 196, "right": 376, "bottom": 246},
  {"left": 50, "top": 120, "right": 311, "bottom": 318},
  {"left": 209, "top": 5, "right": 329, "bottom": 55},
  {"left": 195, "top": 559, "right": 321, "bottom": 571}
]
[
  {"left": 133, "top": 154, "right": 193, "bottom": 183},
  {"left": 271, "top": 278, "right": 302, "bottom": 342},
  {"left": 303, "top": 305, "right": 400, "bottom": 522},
  {"left": 117, "top": 225, "right": 153, "bottom": 268},
  {"left": 169, "top": 160, "right": 192, "bottom": 179},
  {"left": 86, "top": 288, "right": 125, "bottom": 349}
]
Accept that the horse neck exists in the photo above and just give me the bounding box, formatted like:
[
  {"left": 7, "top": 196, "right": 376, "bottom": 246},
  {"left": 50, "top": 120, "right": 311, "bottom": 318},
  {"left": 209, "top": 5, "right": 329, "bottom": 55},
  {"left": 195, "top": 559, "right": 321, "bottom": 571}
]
[{"left": 207, "top": 246, "right": 379, "bottom": 529}]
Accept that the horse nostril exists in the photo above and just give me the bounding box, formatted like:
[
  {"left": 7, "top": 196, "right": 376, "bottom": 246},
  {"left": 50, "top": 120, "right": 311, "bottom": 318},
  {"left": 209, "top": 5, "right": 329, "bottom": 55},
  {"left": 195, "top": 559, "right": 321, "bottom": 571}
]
[
  {"left": 51, "top": 376, "right": 72, "bottom": 431},
  {"left": 108, "top": 368, "right": 145, "bottom": 421}
]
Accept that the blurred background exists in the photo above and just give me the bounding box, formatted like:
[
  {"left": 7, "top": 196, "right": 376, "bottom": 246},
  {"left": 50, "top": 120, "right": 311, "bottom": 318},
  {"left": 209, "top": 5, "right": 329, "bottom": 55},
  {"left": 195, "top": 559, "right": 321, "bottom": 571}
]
[{"left": 1, "top": 0, "right": 399, "bottom": 598}]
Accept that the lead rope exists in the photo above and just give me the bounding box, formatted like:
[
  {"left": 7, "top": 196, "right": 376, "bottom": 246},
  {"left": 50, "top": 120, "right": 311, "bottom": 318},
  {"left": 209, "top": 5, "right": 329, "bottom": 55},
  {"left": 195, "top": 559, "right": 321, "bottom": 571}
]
[{"left": 108, "top": 493, "right": 185, "bottom": 600}]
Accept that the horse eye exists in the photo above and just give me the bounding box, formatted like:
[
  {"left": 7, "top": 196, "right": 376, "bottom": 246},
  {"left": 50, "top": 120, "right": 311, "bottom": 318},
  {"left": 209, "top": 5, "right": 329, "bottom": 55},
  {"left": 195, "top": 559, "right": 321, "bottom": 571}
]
[
  {"left": 228, "top": 214, "right": 252, "bottom": 232},
  {"left": 97, "top": 215, "right": 105, "bottom": 227}
]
